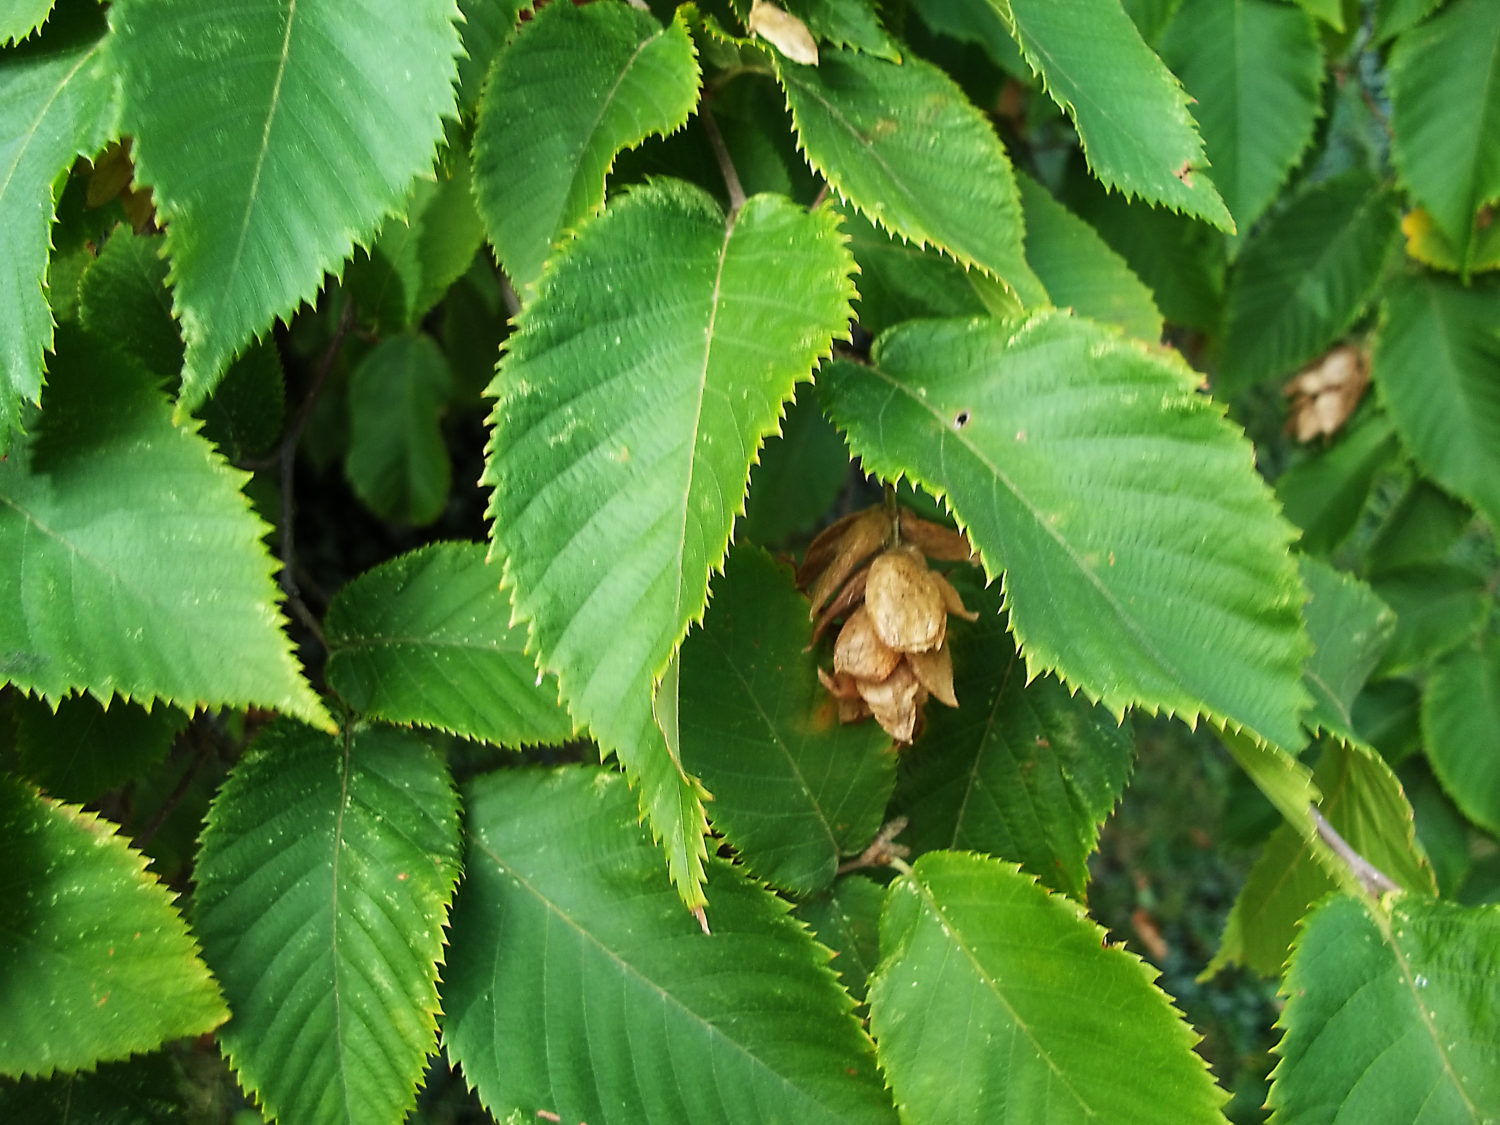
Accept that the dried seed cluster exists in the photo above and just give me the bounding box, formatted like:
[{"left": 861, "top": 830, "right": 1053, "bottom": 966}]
[{"left": 799, "top": 505, "right": 978, "bottom": 743}]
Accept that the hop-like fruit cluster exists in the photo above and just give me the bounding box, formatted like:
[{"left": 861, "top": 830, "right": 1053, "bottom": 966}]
[{"left": 798, "top": 505, "right": 978, "bottom": 743}]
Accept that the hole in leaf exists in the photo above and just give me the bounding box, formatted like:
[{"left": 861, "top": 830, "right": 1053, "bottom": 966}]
[{"left": 953, "top": 409, "right": 971, "bottom": 429}]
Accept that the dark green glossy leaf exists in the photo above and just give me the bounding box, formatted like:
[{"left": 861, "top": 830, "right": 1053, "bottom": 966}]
[
  {"left": 441, "top": 767, "right": 896, "bottom": 1124},
  {"left": 194, "top": 722, "right": 462, "bottom": 1125}
]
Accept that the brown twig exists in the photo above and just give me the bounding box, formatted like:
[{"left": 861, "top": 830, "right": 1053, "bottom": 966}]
[
  {"left": 1311, "top": 806, "right": 1400, "bottom": 897},
  {"left": 700, "top": 104, "right": 746, "bottom": 215},
  {"left": 837, "top": 816, "right": 912, "bottom": 876}
]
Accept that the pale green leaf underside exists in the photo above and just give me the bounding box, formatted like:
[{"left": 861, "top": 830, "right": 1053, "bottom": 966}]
[
  {"left": 473, "top": 0, "right": 700, "bottom": 293},
  {"left": 193, "top": 723, "right": 462, "bottom": 1125},
  {"left": 1374, "top": 275, "right": 1500, "bottom": 531},
  {"left": 0, "top": 8, "right": 115, "bottom": 451},
  {"left": 990, "top": 0, "right": 1233, "bottom": 231},
  {"left": 0, "top": 328, "right": 332, "bottom": 731},
  {"left": 324, "top": 541, "right": 573, "bottom": 748},
  {"left": 1270, "top": 894, "right": 1500, "bottom": 1123},
  {"left": 1211, "top": 738, "right": 1434, "bottom": 978},
  {"left": 1016, "top": 171, "right": 1162, "bottom": 340},
  {"left": 110, "top": 0, "right": 462, "bottom": 412},
  {"left": 823, "top": 314, "right": 1310, "bottom": 749},
  {"left": 1389, "top": 0, "right": 1500, "bottom": 273},
  {"left": 483, "top": 179, "right": 855, "bottom": 903},
  {"left": 1299, "top": 558, "right": 1395, "bottom": 744},
  {"left": 896, "top": 577, "right": 1134, "bottom": 899},
  {"left": 678, "top": 545, "right": 895, "bottom": 896},
  {"left": 869, "top": 852, "right": 1227, "bottom": 1123},
  {"left": 0, "top": 775, "right": 227, "bottom": 1079},
  {"left": 1, "top": 0, "right": 55, "bottom": 45},
  {"left": 441, "top": 767, "right": 896, "bottom": 1125},
  {"left": 777, "top": 45, "right": 1036, "bottom": 296},
  {"left": 1159, "top": 0, "right": 1322, "bottom": 235},
  {"left": 345, "top": 333, "right": 453, "bottom": 527},
  {"left": 1219, "top": 171, "right": 1399, "bottom": 394},
  {"left": 1423, "top": 642, "right": 1500, "bottom": 836}
]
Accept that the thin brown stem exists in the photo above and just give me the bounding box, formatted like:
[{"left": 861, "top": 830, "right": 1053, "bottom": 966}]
[
  {"left": 700, "top": 105, "right": 746, "bottom": 215},
  {"left": 1311, "top": 806, "right": 1400, "bottom": 897}
]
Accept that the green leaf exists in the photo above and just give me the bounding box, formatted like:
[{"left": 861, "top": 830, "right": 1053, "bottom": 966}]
[
  {"left": 896, "top": 575, "right": 1133, "bottom": 898},
  {"left": 835, "top": 202, "right": 989, "bottom": 336},
  {"left": 78, "top": 227, "right": 181, "bottom": 379},
  {"left": 869, "top": 851, "right": 1228, "bottom": 1123},
  {"left": 1, "top": 0, "right": 55, "bottom": 45},
  {"left": 990, "top": 0, "right": 1233, "bottom": 230},
  {"left": 1374, "top": 275, "right": 1500, "bottom": 530},
  {"left": 1158, "top": 0, "right": 1323, "bottom": 236},
  {"left": 345, "top": 333, "right": 453, "bottom": 527},
  {"left": 1300, "top": 559, "right": 1395, "bottom": 744},
  {"left": 0, "top": 6, "right": 115, "bottom": 450},
  {"left": 0, "top": 1051, "right": 188, "bottom": 1122},
  {"left": 1373, "top": 0, "right": 1446, "bottom": 44},
  {"left": 355, "top": 153, "right": 487, "bottom": 332},
  {"left": 822, "top": 314, "right": 1311, "bottom": 749},
  {"left": 483, "top": 179, "right": 855, "bottom": 904},
  {"left": 0, "top": 328, "right": 332, "bottom": 731},
  {"left": 1016, "top": 171, "right": 1162, "bottom": 340},
  {"left": 1275, "top": 412, "right": 1400, "bottom": 555},
  {"left": 1270, "top": 893, "right": 1500, "bottom": 1122},
  {"left": 14, "top": 693, "right": 186, "bottom": 803},
  {"left": 781, "top": 0, "right": 901, "bottom": 61},
  {"left": 777, "top": 46, "right": 1036, "bottom": 296},
  {"left": 678, "top": 545, "right": 895, "bottom": 895},
  {"left": 741, "top": 392, "right": 850, "bottom": 545},
  {"left": 1366, "top": 480, "right": 1477, "bottom": 578},
  {"left": 1291, "top": 0, "right": 1343, "bottom": 29},
  {"left": 472, "top": 0, "right": 700, "bottom": 293},
  {"left": 1423, "top": 641, "right": 1500, "bottom": 835},
  {"left": 0, "top": 774, "right": 227, "bottom": 1078},
  {"left": 441, "top": 766, "right": 896, "bottom": 1124},
  {"left": 193, "top": 722, "right": 462, "bottom": 1125},
  {"left": 1389, "top": 0, "right": 1500, "bottom": 275},
  {"left": 1210, "top": 738, "right": 1435, "bottom": 977},
  {"left": 797, "top": 875, "right": 885, "bottom": 1004},
  {"left": 1371, "top": 564, "right": 1488, "bottom": 677},
  {"left": 1062, "top": 170, "right": 1226, "bottom": 331},
  {"left": 324, "top": 542, "right": 573, "bottom": 748},
  {"left": 455, "top": 0, "right": 526, "bottom": 113},
  {"left": 1218, "top": 172, "right": 1400, "bottom": 394},
  {"left": 110, "top": 0, "right": 462, "bottom": 412},
  {"left": 1216, "top": 724, "right": 1319, "bottom": 837}
]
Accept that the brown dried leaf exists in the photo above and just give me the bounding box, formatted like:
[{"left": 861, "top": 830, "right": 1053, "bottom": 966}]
[
  {"left": 834, "top": 607, "right": 902, "bottom": 681},
  {"left": 932, "top": 570, "right": 979, "bottom": 622},
  {"left": 809, "top": 567, "right": 867, "bottom": 646},
  {"left": 899, "top": 510, "right": 976, "bottom": 562},
  {"left": 748, "top": 0, "right": 819, "bottom": 65},
  {"left": 907, "top": 645, "right": 958, "bottom": 708},
  {"left": 865, "top": 546, "right": 946, "bottom": 653},
  {"left": 857, "top": 660, "right": 925, "bottom": 742},
  {"left": 801, "top": 508, "right": 892, "bottom": 615},
  {"left": 1284, "top": 344, "right": 1369, "bottom": 442},
  {"left": 818, "top": 665, "right": 863, "bottom": 700}
]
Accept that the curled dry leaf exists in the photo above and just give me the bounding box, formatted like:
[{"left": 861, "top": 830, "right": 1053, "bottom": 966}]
[
  {"left": 865, "top": 545, "right": 947, "bottom": 653},
  {"left": 931, "top": 570, "right": 979, "bottom": 622},
  {"left": 818, "top": 667, "right": 871, "bottom": 723},
  {"left": 1284, "top": 344, "right": 1369, "bottom": 442},
  {"left": 810, "top": 567, "right": 867, "bottom": 646},
  {"left": 857, "top": 660, "right": 925, "bottom": 743},
  {"left": 800, "top": 508, "right": 892, "bottom": 615},
  {"left": 906, "top": 645, "right": 958, "bottom": 708},
  {"left": 834, "top": 606, "right": 902, "bottom": 681},
  {"left": 898, "top": 510, "right": 975, "bottom": 562},
  {"left": 748, "top": 0, "right": 819, "bottom": 66}
]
